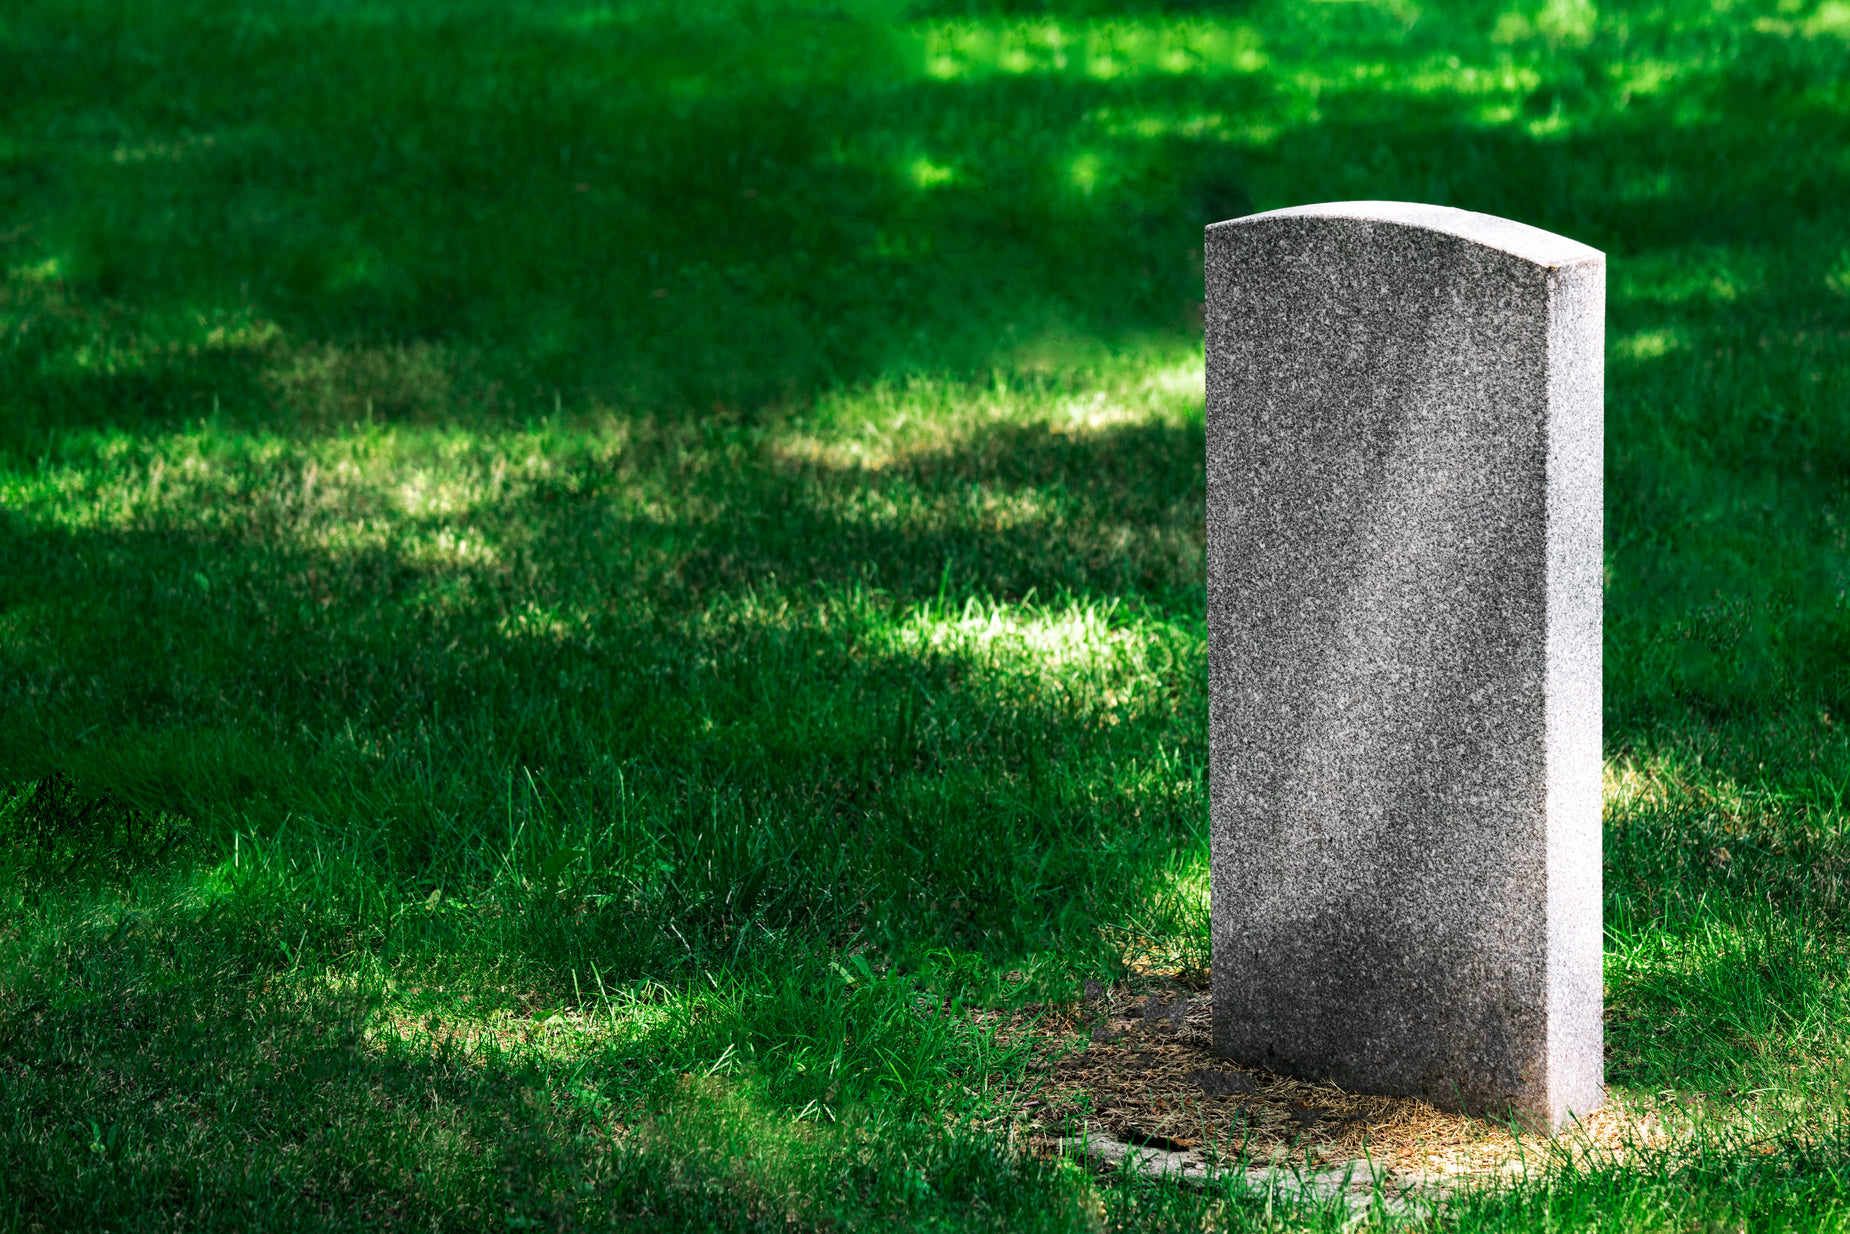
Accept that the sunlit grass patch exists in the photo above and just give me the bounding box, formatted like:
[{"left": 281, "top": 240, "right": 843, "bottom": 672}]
[
  {"left": 1, "top": 264, "right": 285, "bottom": 380},
  {"left": 913, "top": 18, "right": 1268, "bottom": 81},
  {"left": 782, "top": 350, "right": 1203, "bottom": 470},
  {"left": 886, "top": 596, "right": 1157, "bottom": 672},
  {"left": 0, "top": 420, "right": 619, "bottom": 546},
  {"left": 1615, "top": 328, "right": 1687, "bottom": 362},
  {"left": 1085, "top": 107, "right": 1269, "bottom": 145}
]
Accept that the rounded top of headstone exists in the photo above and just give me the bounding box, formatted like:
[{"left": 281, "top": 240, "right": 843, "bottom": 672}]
[{"left": 1208, "top": 201, "right": 1603, "bottom": 270}]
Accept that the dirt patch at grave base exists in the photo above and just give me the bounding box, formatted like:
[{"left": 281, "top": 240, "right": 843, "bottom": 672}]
[{"left": 1004, "top": 989, "right": 1657, "bottom": 1177}]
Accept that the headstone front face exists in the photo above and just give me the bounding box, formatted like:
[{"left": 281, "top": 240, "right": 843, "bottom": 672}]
[{"left": 1204, "top": 202, "right": 1604, "bottom": 1130}]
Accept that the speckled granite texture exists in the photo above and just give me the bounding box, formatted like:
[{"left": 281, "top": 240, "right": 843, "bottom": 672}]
[{"left": 1204, "top": 202, "right": 1604, "bottom": 1131}]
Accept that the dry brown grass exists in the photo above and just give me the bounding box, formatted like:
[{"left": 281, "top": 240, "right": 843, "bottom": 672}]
[{"left": 1004, "top": 991, "right": 1672, "bottom": 1179}]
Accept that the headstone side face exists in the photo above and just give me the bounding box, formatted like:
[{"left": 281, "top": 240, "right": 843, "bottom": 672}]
[
  {"left": 1204, "top": 203, "right": 1603, "bottom": 1130},
  {"left": 1544, "top": 256, "right": 1606, "bottom": 1128}
]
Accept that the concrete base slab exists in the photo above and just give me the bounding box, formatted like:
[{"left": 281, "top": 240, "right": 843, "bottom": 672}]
[{"left": 1056, "top": 1135, "right": 1452, "bottom": 1218}]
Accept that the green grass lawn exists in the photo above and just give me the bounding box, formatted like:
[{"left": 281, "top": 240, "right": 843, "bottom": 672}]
[{"left": 4, "top": 0, "right": 1850, "bottom": 1227}]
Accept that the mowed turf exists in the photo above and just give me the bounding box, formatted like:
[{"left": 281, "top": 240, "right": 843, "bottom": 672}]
[{"left": 4, "top": 0, "right": 1850, "bottom": 1228}]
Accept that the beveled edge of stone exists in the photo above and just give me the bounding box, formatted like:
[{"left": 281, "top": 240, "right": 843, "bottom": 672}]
[{"left": 1206, "top": 200, "right": 1604, "bottom": 270}]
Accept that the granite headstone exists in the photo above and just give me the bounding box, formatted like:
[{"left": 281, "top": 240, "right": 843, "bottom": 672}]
[{"left": 1204, "top": 201, "right": 1603, "bottom": 1130}]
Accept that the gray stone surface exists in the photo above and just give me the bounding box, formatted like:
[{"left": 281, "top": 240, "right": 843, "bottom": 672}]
[{"left": 1204, "top": 201, "right": 1604, "bottom": 1130}]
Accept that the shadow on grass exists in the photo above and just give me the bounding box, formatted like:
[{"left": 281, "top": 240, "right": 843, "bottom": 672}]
[
  {"left": 2, "top": 0, "right": 1848, "bottom": 452},
  {"left": 0, "top": 923, "right": 1079, "bottom": 1231},
  {"left": 0, "top": 408, "right": 1208, "bottom": 978}
]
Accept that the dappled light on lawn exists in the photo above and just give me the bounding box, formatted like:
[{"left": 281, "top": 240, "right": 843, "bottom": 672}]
[
  {"left": 5, "top": 0, "right": 1850, "bottom": 1228},
  {"left": 914, "top": 19, "right": 1269, "bottom": 82}
]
